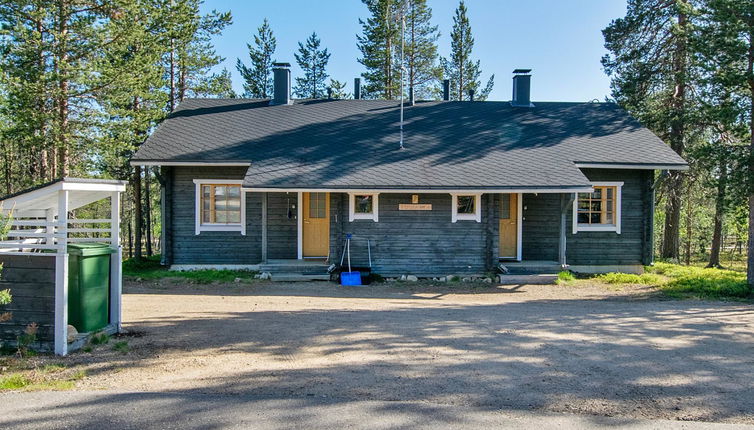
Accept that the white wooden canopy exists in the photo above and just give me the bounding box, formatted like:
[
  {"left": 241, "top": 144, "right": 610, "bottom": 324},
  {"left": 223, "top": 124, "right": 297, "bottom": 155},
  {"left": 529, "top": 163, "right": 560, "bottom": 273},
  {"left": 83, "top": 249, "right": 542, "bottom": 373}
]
[
  {"left": 0, "top": 177, "right": 126, "bottom": 218},
  {"left": 0, "top": 177, "right": 126, "bottom": 356}
]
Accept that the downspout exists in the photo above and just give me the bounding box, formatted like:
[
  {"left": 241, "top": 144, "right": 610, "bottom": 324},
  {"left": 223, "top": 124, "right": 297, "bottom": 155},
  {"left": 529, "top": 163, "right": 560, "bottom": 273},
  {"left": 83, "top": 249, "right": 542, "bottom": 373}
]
[{"left": 559, "top": 193, "right": 575, "bottom": 269}]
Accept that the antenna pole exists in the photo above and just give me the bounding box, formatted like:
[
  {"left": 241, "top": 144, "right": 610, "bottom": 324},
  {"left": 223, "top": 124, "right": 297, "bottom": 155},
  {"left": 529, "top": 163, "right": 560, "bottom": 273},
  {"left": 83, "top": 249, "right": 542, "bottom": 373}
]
[{"left": 399, "top": 4, "right": 405, "bottom": 150}]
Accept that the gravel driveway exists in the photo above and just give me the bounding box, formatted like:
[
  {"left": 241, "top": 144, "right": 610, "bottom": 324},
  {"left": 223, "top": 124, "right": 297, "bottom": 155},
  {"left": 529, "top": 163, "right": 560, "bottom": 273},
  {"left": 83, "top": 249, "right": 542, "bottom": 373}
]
[{"left": 64, "top": 280, "right": 754, "bottom": 424}]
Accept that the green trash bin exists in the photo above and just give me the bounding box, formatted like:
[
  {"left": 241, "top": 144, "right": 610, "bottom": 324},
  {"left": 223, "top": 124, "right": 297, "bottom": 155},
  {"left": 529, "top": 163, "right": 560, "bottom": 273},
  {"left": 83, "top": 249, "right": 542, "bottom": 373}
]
[{"left": 67, "top": 243, "right": 114, "bottom": 333}]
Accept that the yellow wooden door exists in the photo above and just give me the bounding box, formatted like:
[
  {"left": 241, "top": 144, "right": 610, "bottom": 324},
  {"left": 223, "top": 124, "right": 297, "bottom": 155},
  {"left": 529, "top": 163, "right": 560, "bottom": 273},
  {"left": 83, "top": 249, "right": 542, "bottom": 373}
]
[
  {"left": 303, "top": 192, "right": 330, "bottom": 257},
  {"left": 499, "top": 193, "right": 518, "bottom": 258}
]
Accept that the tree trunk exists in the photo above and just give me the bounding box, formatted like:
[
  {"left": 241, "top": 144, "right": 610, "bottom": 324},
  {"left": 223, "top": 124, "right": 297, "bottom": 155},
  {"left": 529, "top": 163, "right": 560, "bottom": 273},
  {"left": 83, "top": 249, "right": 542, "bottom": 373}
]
[
  {"left": 127, "top": 208, "right": 133, "bottom": 259},
  {"left": 145, "top": 168, "right": 153, "bottom": 256},
  {"left": 57, "top": 0, "right": 70, "bottom": 177},
  {"left": 385, "top": 2, "right": 392, "bottom": 100},
  {"left": 746, "top": 30, "right": 754, "bottom": 292},
  {"left": 684, "top": 181, "right": 692, "bottom": 266},
  {"left": 36, "top": 18, "right": 48, "bottom": 183},
  {"left": 708, "top": 155, "right": 727, "bottom": 268},
  {"left": 169, "top": 38, "right": 175, "bottom": 111},
  {"left": 661, "top": 6, "right": 689, "bottom": 260},
  {"left": 133, "top": 165, "right": 143, "bottom": 260},
  {"left": 178, "top": 57, "right": 187, "bottom": 102}
]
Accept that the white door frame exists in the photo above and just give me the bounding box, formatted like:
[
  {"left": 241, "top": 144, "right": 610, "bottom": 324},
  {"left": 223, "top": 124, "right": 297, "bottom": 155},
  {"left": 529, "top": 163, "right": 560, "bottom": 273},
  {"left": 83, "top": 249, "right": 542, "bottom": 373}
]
[
  {"left": 297, "top": 191, "right": 303, "bottom": 259},
  {"left": 499, "top": 192, "right": 523, "bottom": 261}
]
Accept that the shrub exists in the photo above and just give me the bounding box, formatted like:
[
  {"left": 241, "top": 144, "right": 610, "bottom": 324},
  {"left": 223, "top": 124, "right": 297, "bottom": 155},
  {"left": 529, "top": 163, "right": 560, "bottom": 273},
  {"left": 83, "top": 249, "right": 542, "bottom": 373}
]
[{"left": 16, "top": 323, "right": 38, "bottom": 358}]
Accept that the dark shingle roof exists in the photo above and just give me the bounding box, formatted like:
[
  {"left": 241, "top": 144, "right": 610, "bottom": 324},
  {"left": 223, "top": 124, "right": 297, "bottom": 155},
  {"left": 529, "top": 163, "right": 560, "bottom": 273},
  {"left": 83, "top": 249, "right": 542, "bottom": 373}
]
[{"left": 132, "top": 98, "right": 687, "bottom": 190}]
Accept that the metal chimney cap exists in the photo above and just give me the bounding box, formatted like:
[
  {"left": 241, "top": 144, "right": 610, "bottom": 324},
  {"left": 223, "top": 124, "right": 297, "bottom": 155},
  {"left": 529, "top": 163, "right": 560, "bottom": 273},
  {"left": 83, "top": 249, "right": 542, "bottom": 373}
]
[
  {"left": 272, "top": 62, "right": 291, "bottom": 68},
  {"left": 513, "top": 68, "right": 532, "bottom": 74}
]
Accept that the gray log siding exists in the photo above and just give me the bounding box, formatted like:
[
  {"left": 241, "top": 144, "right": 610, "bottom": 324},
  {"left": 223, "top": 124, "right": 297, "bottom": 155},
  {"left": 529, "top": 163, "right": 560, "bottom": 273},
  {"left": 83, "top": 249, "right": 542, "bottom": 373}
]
[
  {"left": 266, "top": 192, "right": 297, "bottom": 259},
  {"left": 522, "top": 169, "right": 650, "bottom": 265},
  {"left": 328, "top": 193, "right": 495, "bottom": 277},
  {"left": 170, "top": 167, "right": 262, "bottom": 265},
  {"left": 0, "top": 255, "right": 56, "bottom": 347},
  {"left": 168, "top": 167, "right": 650, "bottom": 271}
]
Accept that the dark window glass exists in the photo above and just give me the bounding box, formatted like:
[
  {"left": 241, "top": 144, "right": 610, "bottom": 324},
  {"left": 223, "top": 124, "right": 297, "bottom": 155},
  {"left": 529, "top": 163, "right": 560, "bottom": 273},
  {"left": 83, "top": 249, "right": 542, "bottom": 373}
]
[
  {"left": 457, "top": 196, "right": 475, "bottom": 214},
  {"left": 355, "top": 195, "right": 373, "bottom": 214}
]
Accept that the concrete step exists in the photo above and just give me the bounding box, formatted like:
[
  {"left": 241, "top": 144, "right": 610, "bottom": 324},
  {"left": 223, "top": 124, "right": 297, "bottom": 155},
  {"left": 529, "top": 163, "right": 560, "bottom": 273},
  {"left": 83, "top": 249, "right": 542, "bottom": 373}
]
[
  {"left": 270, "top": 273, "right": 331, "bottom": 282},
  {"left": 499, "top": 261, "right": 562, "bottom": 275},
  {"left": 497, "top": 274, "right": 557, "bottom": 285},
  {"left": 259, "top": 264, "right": 330, "bottom": 274}
]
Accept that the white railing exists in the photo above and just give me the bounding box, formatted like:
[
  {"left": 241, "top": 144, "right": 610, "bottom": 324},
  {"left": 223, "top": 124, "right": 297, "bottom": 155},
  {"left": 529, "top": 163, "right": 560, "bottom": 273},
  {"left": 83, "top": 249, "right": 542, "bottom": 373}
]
[{"left": 0, "top": 216, "right": 114, "bottom": 254}]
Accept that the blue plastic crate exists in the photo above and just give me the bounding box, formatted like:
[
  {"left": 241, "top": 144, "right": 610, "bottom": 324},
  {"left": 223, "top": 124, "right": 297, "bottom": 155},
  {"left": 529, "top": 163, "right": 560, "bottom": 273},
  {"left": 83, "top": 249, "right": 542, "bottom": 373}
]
[{"left": 340, "top": 271, "right": 362, "bottom": 286}]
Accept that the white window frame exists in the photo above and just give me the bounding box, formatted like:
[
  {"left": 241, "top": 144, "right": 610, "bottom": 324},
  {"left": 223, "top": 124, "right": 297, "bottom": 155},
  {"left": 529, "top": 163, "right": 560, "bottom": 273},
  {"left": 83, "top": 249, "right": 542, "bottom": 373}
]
[
  {"left": 193, "top": 179, "right": 246, "bottom": 235},
  {"left": 451, "top": 193, "right": 482, "bottom": 223},
  {"left": 348, "top": 193, "right": 379, "bottom": 222},
  {"left": 572, "top": 181, "right": 622, "bottom": 234}
]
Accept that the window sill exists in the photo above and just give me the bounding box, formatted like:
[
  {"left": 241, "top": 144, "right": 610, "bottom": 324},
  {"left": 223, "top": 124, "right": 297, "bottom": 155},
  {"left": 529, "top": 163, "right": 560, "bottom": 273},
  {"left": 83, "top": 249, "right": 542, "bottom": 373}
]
[
  {"left": 351, "top": 213, "right": 377, "bottom": 222},
  {"left": 454, "top": 214, "right": 481, "bottom": 222},
  {"left": 575, "top": 224, "right": 619, "bottom": 233},
  {"left": 196, "top": 224, "right": 245, "bottom": 235}
]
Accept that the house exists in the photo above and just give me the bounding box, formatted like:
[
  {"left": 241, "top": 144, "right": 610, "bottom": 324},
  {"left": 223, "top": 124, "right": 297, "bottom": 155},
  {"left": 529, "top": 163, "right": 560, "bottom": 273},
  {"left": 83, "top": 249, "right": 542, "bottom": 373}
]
[{"left": 131, "top": 64, "right": 687, "bottom": 278}]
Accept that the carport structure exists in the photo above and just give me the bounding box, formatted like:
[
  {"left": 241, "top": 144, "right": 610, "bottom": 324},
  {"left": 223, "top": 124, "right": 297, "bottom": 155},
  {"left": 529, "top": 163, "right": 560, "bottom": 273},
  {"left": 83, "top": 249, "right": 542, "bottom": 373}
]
[{"left": 0, "top": 178, "right": 126, "bottom": 355}]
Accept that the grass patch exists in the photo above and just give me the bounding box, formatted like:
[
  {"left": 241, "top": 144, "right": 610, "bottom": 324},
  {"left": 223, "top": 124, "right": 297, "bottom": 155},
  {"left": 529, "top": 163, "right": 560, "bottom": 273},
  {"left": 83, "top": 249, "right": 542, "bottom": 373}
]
[
  {"left": 0, "top": 367, "right": 85, "bottom": 392},
  {"left": 123, "top": 254, "right": 257, "bottom": 284},
  {"left": 90, "top": 332, "right": 110, "bottom": 345},
  {"left": 556, "top": 271, "right": 576, "bottom": 285},
  {"left": 112, "top": 341, "right": 129, "bottom": 354},
  {"left": 595, "top": 272, "right": 664, "bottom": 285},
  {"left": 0, "top": 374, "right": 31, "bottom": 390},
  {"left": 586, "top": 262, "right": 752, "bottom": 300}
]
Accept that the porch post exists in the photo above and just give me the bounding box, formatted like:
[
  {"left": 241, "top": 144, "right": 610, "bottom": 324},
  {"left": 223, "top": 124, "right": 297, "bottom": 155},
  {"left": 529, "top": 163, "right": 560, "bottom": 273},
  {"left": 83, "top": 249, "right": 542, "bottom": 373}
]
[
  {"left": 261, "top": 192, "right": 268, "bottom": 262},
  {"left": 54, "top": 190, "right": 69, "bottom": 356},
  {"left": 296, "top": 191, "right": 303, "bottom": 259},
  {"left": 110, "top": 191, "right": 122, "bottom": 333},
  {"left": 559, "top": 193, "right": 575, "bottom": 269}
]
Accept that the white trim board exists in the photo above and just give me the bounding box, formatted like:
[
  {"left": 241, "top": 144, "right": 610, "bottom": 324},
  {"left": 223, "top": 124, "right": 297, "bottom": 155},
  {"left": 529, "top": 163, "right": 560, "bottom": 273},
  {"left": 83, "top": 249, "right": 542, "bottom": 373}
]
[
  {"left": 572, "top": 181, "right": 623, "bottom": 234},
  {"left": 245, "top": 187, "right": 594, "bottom": 194},
  {"left": 498, "top": 193, "right": 523, "bottom": 261},
  {"left": 193, "top": 179, "right": 246, "bottom": 236},
  {"left": 451, "top": 193, "right": 482, "bottom": 223},
  {"left": 348, "top": 193, "right": 380, "bottom": 222},
  {"left": 575, "top": 163, "right": 688, "bottom": 171},
  {"left": 132, "top": 161, "right": 251, "bottom": 167},
  {"left": 297, "top": 192, "right": 303, "bottom": 259}
]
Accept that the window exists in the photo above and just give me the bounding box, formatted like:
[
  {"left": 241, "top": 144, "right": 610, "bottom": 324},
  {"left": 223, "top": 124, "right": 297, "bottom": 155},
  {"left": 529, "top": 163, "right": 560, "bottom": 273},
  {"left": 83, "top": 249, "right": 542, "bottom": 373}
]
[
  {"left": 309, "top": 192, "right": 327, "bottom": 218},
  {"left": 349, "top": 193, "right": 379, "bottom": 221},
  {"left": 572, "top": 182, "right": 622, "bottom": 234},
  {"left": 193, "top": 180, "right": 246, "bottom": 235},
  {"left": 451, "top": 194, "right": 481, "bottom": 222}
]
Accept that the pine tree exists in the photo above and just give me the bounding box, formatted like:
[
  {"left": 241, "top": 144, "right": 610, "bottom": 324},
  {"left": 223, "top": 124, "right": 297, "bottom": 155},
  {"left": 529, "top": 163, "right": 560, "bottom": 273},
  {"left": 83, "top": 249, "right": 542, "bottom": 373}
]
[
  {"left": 167, "top": 2, "right": 231, "bottom": 105},
  {"left": 602, "top": 0, "right": 700, "bottom": 260},
  {"left": 294, "top": 32, "right": 331, "bottom": 99},
  {"left": 694, "top": 0, "right": 754, "bottom": 286},
  {"left": 440, "top": 1, "right": 494, "bottom": 101},
  {"left": 403, "top": 0, "right": 441, "bottom": 100},
  {"left": 329, "top": 79, "right": 350, "bottom": 99},
  {"left": 0, "top": 0, "right": 55, "bottom": 189},
  {"left": 236, "top": 19, "right": 276, "bottom": 98},
  {"left": 357, "top": 0, "right": 402, "bottom": 99}
]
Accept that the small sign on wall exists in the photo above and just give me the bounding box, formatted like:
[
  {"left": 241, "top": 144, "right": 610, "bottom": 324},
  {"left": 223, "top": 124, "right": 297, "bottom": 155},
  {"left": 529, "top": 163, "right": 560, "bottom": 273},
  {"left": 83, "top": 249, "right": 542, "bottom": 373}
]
[{"left": 399, "top": 203, "right": 432, "bottom": 211}]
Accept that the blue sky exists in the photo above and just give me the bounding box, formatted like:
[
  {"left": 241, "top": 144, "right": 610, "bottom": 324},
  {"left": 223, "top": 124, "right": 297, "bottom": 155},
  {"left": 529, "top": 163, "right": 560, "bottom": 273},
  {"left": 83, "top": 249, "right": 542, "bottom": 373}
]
[{"left": 200, "top": 0, "right": 627, "bottom": 102}]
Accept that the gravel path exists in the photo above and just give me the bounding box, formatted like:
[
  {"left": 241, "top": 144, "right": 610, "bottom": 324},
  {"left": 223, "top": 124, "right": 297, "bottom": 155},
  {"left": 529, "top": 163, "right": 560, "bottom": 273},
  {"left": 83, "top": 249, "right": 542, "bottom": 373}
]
[{"left": 49, "top": 280, "right": 754, "bottom": 424}]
